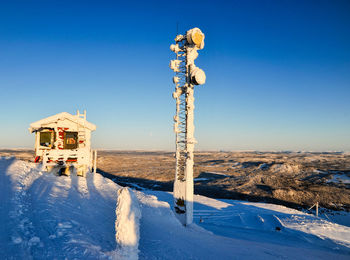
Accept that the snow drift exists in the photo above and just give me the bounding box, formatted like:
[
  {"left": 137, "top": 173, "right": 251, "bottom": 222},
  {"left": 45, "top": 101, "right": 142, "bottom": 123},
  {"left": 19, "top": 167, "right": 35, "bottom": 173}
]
[
  {"left": 1, "top": 156, "right": 350, "bottom": 260},
  {"left": 114, "top": 187, "right": 141, "bottom": 260},
  {"left": 0, "top": 157, "right": 119, "bottom": 259}
]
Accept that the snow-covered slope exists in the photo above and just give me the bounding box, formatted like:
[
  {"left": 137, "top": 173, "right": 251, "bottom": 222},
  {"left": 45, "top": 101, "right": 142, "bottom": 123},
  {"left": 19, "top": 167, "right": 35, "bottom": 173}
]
[
  {"left": 137, "top": 191, "right": 350, "bottom": 259},
  {"left": 1, "top": 157, "right": 349, "bottom": 259},
  {"left": 0, "top": 157, "right": 118, "bottom": 259}
]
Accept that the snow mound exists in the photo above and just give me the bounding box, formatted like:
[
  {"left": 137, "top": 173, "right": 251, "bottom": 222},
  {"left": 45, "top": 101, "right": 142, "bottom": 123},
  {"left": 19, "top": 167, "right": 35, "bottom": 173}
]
[
  {"left": 271, "top": 163, "right": 301, "bottom": 174},
  {"left": 114, "top": 187, "right": 141, "bottom": 260}
]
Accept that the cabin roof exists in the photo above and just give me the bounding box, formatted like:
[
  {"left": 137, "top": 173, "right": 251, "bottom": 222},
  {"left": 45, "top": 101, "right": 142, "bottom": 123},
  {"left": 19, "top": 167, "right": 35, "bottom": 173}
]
[{"left": 29, "top": 112, "right": 97, "bottom": 133}]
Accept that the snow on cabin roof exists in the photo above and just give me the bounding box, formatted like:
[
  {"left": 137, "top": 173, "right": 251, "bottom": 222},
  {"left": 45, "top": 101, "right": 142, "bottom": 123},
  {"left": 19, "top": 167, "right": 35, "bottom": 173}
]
[{"left": 29, "top": 112, "right": 97, "bottom": 133}]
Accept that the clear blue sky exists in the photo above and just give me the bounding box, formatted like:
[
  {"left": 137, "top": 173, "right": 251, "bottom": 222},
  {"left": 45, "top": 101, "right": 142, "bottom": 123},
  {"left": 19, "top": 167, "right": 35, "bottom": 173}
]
[{"left": 0, "top": 0, "right": 349, "bottom": 151}]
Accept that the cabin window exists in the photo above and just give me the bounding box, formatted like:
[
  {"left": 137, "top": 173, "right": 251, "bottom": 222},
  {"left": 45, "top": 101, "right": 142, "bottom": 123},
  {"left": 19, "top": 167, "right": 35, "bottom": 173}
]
[
  {"left": 64, "top": 132, "right": 78, "bottom": 149},
  {"left": 40, "top": 131, "right": 52, "bottom": 147}
]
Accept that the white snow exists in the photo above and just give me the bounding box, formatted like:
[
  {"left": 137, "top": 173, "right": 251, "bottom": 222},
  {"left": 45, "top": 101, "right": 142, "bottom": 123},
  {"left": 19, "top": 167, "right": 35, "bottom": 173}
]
[
  {"left": 0, "top": 157, "right": 118, "bottom": 259},
  {"left": 114, "top": 187, "right": 141, "bottom": 260},
  {"left": 194, "top": 177, "right": 210, "bottom": 181},
  {"left": 270, "top": 163, "right": 301, "bottom": 174},
  {"left": 327, "top": 174, "right": 350, "bottom": 184},
  {"left": 1, "top": 157, "right": 350, "bottom": 259},
  {"left": 205, "top": 171, "right": 229, "bottom": 176},
  {"left": 138, "top": 191, "right": 350, "bottom": 259}
]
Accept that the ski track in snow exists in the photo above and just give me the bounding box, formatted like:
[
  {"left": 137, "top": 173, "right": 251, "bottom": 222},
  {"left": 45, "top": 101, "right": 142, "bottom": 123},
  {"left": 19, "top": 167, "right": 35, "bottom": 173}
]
[{"left": 1, "top": 157, "right": 350, "bottom": 260}]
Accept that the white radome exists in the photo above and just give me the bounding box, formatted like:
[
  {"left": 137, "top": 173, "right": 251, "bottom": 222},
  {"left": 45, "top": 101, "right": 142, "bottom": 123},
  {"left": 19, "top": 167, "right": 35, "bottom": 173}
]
[
  {"left": 186, "top": 28, "right": 205, "bottom": 49},
  {"left": 191, "top": 68, "right": 206, "bottom": 85}
]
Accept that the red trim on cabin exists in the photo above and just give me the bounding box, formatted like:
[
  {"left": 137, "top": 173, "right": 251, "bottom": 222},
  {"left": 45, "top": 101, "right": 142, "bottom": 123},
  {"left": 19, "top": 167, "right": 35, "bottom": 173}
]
[{"left": 34, "top": 156, "right": 40, "bottom": 163}]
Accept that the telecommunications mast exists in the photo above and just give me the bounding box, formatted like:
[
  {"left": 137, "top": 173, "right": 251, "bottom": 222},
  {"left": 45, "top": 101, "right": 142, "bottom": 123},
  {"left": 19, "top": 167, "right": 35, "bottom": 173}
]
[{"left": 170, "top": 28, "right": 206, "bottom": 225}]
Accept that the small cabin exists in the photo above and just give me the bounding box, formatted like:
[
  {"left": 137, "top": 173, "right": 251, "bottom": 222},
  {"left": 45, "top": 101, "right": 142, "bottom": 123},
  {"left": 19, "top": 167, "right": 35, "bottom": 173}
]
[{"left": 29, "top": 110, "right": 97, "bottom": 176}]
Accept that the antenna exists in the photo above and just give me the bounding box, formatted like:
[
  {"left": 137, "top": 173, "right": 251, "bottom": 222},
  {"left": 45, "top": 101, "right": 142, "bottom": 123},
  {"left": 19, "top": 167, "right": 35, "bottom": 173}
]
[{"left": 170, "top": 28, "right": 206, "bottom": 226}]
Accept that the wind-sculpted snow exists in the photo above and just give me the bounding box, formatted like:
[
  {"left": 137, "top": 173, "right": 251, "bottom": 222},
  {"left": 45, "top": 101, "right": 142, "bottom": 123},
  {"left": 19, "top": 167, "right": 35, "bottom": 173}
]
[
  {"left": 114, "top": 187, "right": 141, "bottom": 260},
  {"left": 136, "top": 190, "right": 350, "bottom": 259},
  {"left": 1, "top": 157, "right": 350, "bottom": 259},
  {"left": 0, "top": 157, "right": 119, "bottom": 259}
]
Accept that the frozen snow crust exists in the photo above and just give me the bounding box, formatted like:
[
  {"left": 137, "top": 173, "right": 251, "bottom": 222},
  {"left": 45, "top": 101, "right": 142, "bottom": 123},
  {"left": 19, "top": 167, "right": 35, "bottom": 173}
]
[{"left": 1, "top": 157, "right": 350, "bottom": 259}]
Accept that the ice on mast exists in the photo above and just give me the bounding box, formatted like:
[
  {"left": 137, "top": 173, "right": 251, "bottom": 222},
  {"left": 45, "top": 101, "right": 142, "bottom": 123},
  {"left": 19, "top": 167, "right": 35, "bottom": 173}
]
[{"left": 170, "top": 28, "right": 206, "bottom": 226}]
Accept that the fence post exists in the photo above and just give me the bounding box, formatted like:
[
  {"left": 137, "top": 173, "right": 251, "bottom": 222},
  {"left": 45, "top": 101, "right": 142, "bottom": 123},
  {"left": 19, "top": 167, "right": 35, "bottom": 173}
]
[
  {"left": 93, "top": 150, "right": 97, "bottom": 174},
  {"left": 90, "top": 149, "right": 93, "bottom": 172}
]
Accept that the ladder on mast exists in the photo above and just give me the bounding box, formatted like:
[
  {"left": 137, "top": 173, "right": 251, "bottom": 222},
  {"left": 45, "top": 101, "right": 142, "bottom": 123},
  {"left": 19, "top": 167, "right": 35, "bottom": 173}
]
[{"left": 77, "top": 110, "right": 86, "bottom": 148}]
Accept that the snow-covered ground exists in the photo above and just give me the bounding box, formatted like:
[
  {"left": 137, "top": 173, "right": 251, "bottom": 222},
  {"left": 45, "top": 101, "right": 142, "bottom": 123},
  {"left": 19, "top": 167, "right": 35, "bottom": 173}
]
[
  {"left": 327, "top": 173, "right": 350, "bottom": 184},
  {"left": 1, "top": 157, "right": 349, "bottom": 259},
  {"left": 0, "top": 156, "right": 117, "bottom": 259}
]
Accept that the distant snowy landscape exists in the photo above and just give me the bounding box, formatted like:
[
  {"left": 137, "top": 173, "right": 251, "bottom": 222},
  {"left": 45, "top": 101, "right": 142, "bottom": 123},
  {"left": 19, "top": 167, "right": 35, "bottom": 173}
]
[{"left": 1, "top": 156, "right": 350, "bottom": 259}]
